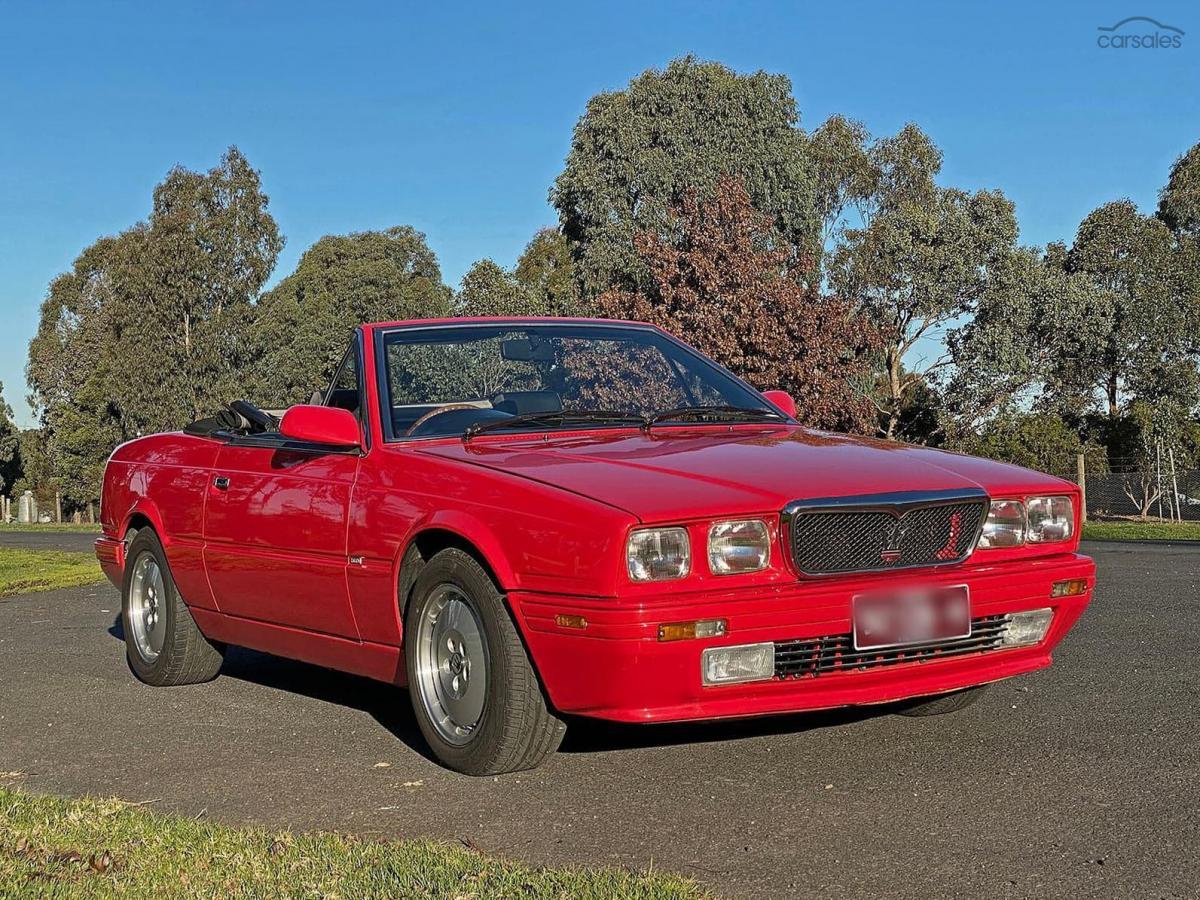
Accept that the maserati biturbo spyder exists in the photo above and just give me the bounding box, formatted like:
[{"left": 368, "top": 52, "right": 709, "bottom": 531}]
[{"left": 96, "top": 318, "right": 1095, "bottom": 774}]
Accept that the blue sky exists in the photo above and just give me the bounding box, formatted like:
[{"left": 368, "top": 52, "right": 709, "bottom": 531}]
[{"left": 1, "top": 0, "right": 1196, "bottom": 427}]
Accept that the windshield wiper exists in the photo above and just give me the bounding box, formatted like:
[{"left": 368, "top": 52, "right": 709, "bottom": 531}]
[
  {"left": 644, "top": 405, "right": 785, "bottom": 428},
  {"left": 464, "top": 409, "right": 648, "bottom": 439}
]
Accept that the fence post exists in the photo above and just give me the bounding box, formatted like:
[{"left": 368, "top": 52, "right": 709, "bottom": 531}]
[{"left": 1076, "top": 453, "right": 1087, "bottom": 525}]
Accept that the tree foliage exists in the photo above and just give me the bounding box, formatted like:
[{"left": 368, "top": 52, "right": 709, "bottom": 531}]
[
  {"left": 594, "top": 177, "right": 880, "bottom": 432},
  {"left": 26, "top": 148, "right": 281, "bottom": 507},
  {"left": 0, "top": 383, "right": 18, "bottom": 497},
  {"left": 250, "top": 227, "right": 452, "bottom": 406},
  {"left": 829, "top": 124, "right": 1023, "bottom": 438},
  {"left": 552, "top": 57, "right": 816, "bottom": 298}
]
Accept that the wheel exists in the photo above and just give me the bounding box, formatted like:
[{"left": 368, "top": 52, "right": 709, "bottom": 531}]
[
  {"left": 405, "top": 548, "right": 565, "bottom": 775},
  {"left": 895, "top": 685, "right": 987, "bottom": 717},
  {"left": 121, "top": 529, "right": 224, "bottom": 686}
]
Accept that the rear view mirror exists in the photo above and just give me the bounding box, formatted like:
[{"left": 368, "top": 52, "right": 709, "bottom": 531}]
[
  {"left": 501, "top": 338, "right": 555, "bottom": 362},
  {"left": 278, "top": 405, "right": 361, "bottom": 449}
]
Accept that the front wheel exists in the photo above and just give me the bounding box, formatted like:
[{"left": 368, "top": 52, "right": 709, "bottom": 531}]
[{"left": 405, "top": 549, "right": 565, "bottom": 775}]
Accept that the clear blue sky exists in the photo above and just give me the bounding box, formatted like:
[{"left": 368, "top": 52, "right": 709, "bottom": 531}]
[{"left": 1, "top": 0, "right": 1196, "bottom": 427}]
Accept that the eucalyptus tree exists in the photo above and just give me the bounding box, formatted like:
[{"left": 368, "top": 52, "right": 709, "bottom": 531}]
[
  {"left": 829, "top": 124, "right": 1024, "bottom": 439},
  {"left": 26, "top": 148, "right": 281, "bottom": 507}
]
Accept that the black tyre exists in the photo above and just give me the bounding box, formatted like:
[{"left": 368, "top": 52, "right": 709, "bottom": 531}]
[
  {"left": 895, "top": 685, "right": 987, "bottom": 717},
  {"left": 121, "top": 529, "right": 224, "bottom": 686},
  {"left": 405, "top": 548, "right": 565, "bottom": 775}
]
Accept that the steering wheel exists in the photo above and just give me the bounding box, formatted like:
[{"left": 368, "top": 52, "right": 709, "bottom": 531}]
[{"left": 403, "top": 404, "right": 487, "bottom": 437}]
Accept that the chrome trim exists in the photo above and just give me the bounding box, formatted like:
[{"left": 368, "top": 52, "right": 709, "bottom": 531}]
[{"left": 781, "top": 488, "right": 989, "bottom": 577}]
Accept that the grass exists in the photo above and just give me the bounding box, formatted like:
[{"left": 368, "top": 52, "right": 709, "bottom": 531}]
[
  {"left": 0, "top": 786, "right": 705, "bottom": 899},
  {"left": 0, "top": 548, "right": 104, "bottom": 597},
  {"left": 1082, "top": 520, "right": 1200, "bottom": 542},
  {"left": 0, "top": 522, "right": 102, "bottom": 532}
]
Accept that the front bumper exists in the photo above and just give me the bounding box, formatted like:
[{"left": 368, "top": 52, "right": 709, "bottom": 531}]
[{"left": 511, "top": 552, "right": 1094, "bottom": 723}]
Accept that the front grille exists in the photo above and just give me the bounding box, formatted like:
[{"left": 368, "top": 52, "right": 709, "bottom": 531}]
[
  {"left": 774, "top": 614, "right": 1011, "bottom": 679},
  {"left": 785, "top": 490, "right": 988, "bottom": 576}
]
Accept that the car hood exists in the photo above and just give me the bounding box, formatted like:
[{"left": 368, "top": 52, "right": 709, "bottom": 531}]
[{"left": 417, "top": 426, "right": 1076, "bottom": 522}]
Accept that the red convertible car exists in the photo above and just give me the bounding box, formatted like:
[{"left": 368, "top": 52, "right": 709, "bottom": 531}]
[{"left": 96, "top": 318, "right": 1094, "bottom": 775}]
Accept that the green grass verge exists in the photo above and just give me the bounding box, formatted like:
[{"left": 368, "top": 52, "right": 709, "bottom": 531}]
[
  {"left": 0, "top": 549, "right": 104, "bottom": 597},
  {"left": 0, "top": 786, "right": 705, "bottom": 899},
  {"left": 1082, "top": 520, "right": 1200, "bottom": 542},
  {"left": 0, "top": 523, "right": 102, "bottom": 532}
]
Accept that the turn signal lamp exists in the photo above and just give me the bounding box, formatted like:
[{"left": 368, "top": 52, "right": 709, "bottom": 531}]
[{"left": 658, "top": 619, "right": 727, "bottom": 642}]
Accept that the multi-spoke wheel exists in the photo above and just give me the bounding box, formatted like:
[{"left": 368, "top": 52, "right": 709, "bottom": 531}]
[
  {"left": 121, "top": 528, "right": 224, "bottom": 686},
  {"left": 405, "top": 549, "right": 565, "bottom": 775}
]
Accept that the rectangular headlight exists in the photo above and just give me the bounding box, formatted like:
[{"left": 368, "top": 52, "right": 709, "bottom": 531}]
[
  {"left": 1027, "top": 495, "right": 1074, "bottom": 543},
  {"left": 627, "top": 527, "right": 691, "bottom": 581},
  {"left": 978, "top": 499, "right": 1026, "bottom": 549},
  {"left": 708, "top": 519, "right": 770, "bottom": 574},
  {"left": 701, "top": 642, "right": 775, "bottom": 685}
]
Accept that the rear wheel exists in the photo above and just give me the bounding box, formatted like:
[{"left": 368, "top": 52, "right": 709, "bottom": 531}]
[
  {"left": 122, "top": 529, "right": 224, "bottom": 686},
  {"left": 405, "top": 549, "right": 565, "bottom": 775},
  {"left": 895, "top": 685, "right": 987, "bottom": 717}
]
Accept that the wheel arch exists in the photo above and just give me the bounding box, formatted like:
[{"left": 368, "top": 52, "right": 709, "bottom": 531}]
[{"left": 394, "top": 522, "right": 513, "bottom": 623}]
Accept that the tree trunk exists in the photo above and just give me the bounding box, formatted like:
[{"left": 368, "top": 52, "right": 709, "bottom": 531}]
[
  {"left": 885, "top": 347, "right": 903, "bottom": 440},
  {"left": 1107, "top": 370, "right": 1119, "bottom": 417},
  {"left": 55, "top": 492, "right": 63, "bottom": 524},
  {"left": 88, "top": 501, "right": 95, "bottom": 524}
]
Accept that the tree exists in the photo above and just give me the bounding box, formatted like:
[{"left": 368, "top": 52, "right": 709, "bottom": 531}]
[
  {"left": 552, "top": 56, "right": 816, "bottom": 298},
  {"left": 830, "top": 124, "right": 1024, "bottom": 439},
  {"left": 514, "top": 229, "right": 582, "bottom": 314},
  {"left": 942, "top": 243, "right": 1112, "bottom": 434},
  {"left": 457, "top": 231, "right": 582, "bottom": 319},
  {"left": 1158, "top": 140, "right": 1200, "bottom": 237},
  {"left": 26, "top": 148, "right": 282, "bottom": 507},
  {"left": 0, "top": 383, "right": 18, "bottom": 496},
  {"left": 594, "top": 177, "right": 880, "bottom": 432},
  {"left": 952, "top": 411, "right": 1107, "bottom": 477},
  {"left": 251, "top": 227, "right": 452, "bottom": 406},
  {"left": 456, "top": 260, "right": 529, "bottom": 318},
  {"left": 1065, "top": 200, "right": 1183, "bottom": 416}
]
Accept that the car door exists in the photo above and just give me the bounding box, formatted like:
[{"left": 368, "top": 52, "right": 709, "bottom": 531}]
[{"left": 202, "top": 342, "right": 366, "bottom": 639}]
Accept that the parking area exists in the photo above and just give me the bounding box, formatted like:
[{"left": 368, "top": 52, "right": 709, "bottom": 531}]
[{"left": 0, "top": 542, "right": 1195, "bottom": 898}]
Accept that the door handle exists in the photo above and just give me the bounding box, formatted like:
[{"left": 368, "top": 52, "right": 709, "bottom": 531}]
[{"left": 213, "top": 476, "right": 230, "bottom": 490}]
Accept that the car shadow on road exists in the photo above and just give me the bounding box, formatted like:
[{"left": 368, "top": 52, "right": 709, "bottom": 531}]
[
  {"left": 108, "top": 616, "right": 891, "bottom": 763},
  {"left": 108, "top": 615, "right": 437, "bottom": 763},
  {"left": 559, "top": 705, "right": 886, "bottom": 754}
]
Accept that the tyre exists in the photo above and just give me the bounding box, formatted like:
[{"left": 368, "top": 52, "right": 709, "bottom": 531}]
[
  {"left": 121, "top": 528, "right": 224, "bottom": 686},
  {"left": 405, "top": 548, "right": 565, "bottom": 775},
  {"left": 895, "top": 685, "right": 987, "bottom": 717}
]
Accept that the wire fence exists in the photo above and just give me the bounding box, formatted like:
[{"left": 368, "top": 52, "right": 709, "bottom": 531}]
[{"left": 1053, "top": 467, "right": 1200, "bottom": 522}]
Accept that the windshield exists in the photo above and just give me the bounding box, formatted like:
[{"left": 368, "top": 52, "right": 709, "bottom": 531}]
[{"left": 377, "top": 323, "right": 782, "bottom": 439}]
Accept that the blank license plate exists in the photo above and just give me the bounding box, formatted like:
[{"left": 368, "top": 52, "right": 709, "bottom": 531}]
[{"left": 853, "top": 585, "right": 971, "bottom": 651}]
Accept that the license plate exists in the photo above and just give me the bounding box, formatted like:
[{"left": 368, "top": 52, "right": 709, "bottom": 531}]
[{"left": 853, "top": 585, "right": 971, "bottom": 651}]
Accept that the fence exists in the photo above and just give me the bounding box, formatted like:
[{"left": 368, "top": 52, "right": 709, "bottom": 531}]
[{"left": 1055, "top": 457, "right": 1200, "bottom": 522}]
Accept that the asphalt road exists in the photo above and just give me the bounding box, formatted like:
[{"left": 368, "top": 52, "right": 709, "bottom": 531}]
[
  {"left": 1, "top": 542, "right": 1196, "bottom": 899},
  {"left": 0, "top": 529, "right": 99, "bottom": 553}
]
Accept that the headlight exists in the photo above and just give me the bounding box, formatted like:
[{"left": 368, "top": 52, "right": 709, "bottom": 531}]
[
  {"left": 1027, "top": 495, "right": 1074, "bottom": 543},
  {"left": 708, "top": 519, "right": 770, "bottom": 574},
  {"left": 627, "top": 527, "right": 691, "bottom": 581},
  {"left": 978, "top": 499, "right": 1026, "bottom": 549}
]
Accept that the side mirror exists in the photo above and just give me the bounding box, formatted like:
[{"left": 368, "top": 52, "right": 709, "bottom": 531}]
[
  {"left": 762, "top": 390, "right": 797, "bottom": 418},
  {"left": 278, "top": 405, "right": 361, "bottom": 449}
]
